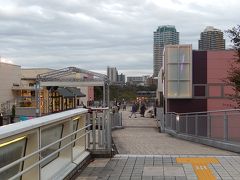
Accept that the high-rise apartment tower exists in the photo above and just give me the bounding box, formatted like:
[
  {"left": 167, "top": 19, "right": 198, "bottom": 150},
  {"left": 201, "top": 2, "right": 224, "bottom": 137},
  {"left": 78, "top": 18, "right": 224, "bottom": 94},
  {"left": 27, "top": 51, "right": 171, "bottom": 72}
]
[
  {"left": 198, "top": 26, "right": 225, "bottom": 50},
  {"left": 107, "top": 66, "right": 118, "bottom": 83},
  {"left": 153, "top": 25, "right": 179, "bottom": 77}
]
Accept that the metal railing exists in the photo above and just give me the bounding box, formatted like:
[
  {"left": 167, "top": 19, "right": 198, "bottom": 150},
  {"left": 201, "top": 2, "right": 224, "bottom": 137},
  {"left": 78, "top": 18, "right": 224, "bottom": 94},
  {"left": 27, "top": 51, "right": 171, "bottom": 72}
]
[
  {"left": 165, "top": 109, "right": 240, "bottom": 143},
  {"left": 111, "top": 112, "right": 123, "bottom": 129},
  {"left": 0, "top": 107, "right": 113, "bottom": 180}
]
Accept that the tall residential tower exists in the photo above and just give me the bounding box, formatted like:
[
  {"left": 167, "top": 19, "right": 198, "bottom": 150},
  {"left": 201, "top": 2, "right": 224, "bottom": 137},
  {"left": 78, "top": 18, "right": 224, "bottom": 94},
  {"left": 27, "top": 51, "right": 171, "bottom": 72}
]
[
  {"left": 198, "top": 26, "right": 225, "bottom": 50},
  {"left": 107, "top": 66, "right": 118, "bottom": 83},
  {"left": 153, "top": 25, "right": 179, "bottom": 77}
]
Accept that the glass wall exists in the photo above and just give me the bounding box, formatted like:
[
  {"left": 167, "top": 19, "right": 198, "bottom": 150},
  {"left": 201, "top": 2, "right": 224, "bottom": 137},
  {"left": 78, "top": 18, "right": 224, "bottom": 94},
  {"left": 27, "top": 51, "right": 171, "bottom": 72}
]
[
  {"left": 0, "top": 137, "right": 26, "bottom": 179},
  {"left": 41, "top": 124, "right": 63, "bottom": 167},
  {"left": 165, "top": 45, "right": 192, "bottom": 98}
]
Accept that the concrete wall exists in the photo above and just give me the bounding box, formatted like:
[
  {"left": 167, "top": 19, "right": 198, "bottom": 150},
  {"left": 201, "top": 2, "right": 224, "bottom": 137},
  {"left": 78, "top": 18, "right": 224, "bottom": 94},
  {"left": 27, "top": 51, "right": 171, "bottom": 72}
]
[
  {"left": 0, "top": 62, "right": 21, "bottom": 106},
  {"left": 21, "top": 68, "right": 54, "bottom": 79}
]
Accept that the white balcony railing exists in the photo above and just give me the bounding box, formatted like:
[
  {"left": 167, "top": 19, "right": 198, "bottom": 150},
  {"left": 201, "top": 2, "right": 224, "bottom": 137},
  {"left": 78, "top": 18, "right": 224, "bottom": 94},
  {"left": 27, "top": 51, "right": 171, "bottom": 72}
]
[{"left": 0, "top": 107, "right": 113, "bottom": 180}]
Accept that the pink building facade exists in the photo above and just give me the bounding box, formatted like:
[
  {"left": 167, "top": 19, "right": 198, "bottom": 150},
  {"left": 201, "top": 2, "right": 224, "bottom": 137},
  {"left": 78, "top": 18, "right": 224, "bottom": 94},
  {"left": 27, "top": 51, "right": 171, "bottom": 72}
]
[
  {"left": 165, "top": 49, "right": 238, "bottom": 139},
  {"left": 207, "top": 50, "right": 236, "bottom": 111}
]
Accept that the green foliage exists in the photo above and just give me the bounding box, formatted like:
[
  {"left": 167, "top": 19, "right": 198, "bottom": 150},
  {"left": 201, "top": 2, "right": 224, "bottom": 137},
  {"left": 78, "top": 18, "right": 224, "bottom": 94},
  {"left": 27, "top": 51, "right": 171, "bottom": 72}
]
[
  {"left": 109, "top": 85, "right": 136, "bottom": 101},
  {"left": 94, "top": 84, "right": 157, "bottom": 102},
  {"left": 94, "top": 86, "right": 103, "bottom": 101}
]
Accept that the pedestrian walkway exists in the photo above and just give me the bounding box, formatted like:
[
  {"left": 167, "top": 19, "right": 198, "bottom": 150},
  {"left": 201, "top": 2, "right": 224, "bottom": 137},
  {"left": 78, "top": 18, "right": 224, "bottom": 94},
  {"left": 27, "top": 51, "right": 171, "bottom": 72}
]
[
  {"left": 77, "top": 110, "right": 240, "bottom": 180},
  {"left": 112, "top": 111, "right": 236, "bottom": 155}
]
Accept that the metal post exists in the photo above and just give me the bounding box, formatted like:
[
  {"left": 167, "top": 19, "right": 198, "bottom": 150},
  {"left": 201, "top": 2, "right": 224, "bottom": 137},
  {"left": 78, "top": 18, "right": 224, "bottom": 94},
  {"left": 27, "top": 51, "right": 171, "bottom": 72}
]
[
  {"left": 102, "top": 110, "right": 106, "bottom": 147},
  {"left": 107, "top": 83, "right": 110, "bottom": 107},
  {"left": 86, "top": 113, "right": 90, "bottom": 148},
  {"left": 207, "top": 113, "right": 211, "bottom": 138},
  {"left": 97, "top": 116, "right": 101, "bottom": 148},
  {"left": 103, "top": 85, "right": 106, "bottom": 107},
  {"left": 92, "top": 112, "right": 96, "bottom": 150},
  {"left": 176, "top": 114, "right": 180, "bottom": 133},
  {"left": 170, "top": 114, "right": 173, "bottom": 130},
  {"left": 107, "top": 111, "right": 112, "bottom": 150},
  {"left": 35, "top": 82, "right": 41, "bottom": 117},
  {"left": 224, "top": 112, "right": 228, "bottom": 141},
  {"left": 162, "top": 112, "right": 165, "bottom": 132},
  {"left": 195, "top": 114, "right": 198, "bottom": 136},
  {"left": 185, "top": 115, "right": 188, "bottom": 134}
]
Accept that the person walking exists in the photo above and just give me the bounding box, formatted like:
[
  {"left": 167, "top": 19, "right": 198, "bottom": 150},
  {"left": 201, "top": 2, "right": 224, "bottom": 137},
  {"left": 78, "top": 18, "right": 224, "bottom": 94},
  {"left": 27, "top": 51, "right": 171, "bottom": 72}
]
[
  {"left": 140, "top": 103, "right": 146, "bottom": 117},
  {"left": 129, "top": 102, "right": 137, "bottom": 118},
  {"left": 0, "top": 113, "right": 3, "bottom": 126},
  {"left": 122, "top": 101, "right": 127, "bottom": 111}
]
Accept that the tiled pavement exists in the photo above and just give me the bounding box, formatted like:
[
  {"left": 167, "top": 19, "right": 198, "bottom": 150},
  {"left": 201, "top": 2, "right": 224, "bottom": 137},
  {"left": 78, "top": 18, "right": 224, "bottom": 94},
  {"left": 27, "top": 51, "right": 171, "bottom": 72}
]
[
  {"left": 77, "top": 155, "right": 240, "bottom": 180},
  {"left": 112, "top": 110, "right": 237, "bottom": 155},
  {"left": 77, "top": 109, "right": 240, "bottom": 179}
]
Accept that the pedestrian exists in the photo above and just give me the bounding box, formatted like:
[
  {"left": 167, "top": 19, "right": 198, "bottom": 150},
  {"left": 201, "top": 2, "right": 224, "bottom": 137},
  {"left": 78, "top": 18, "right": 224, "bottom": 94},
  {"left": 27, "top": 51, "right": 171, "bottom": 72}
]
[
  {"left": 0, "top": 113, "right": 3, "bottom": 126},
  {"left": 140, "top": 103, "right": 146, "bottom": 117},
  {"left": 123, "top": 101, "right": 127, "bottom": 111},
  {"left": 129, "top": 102, "right": 137, "bottom": 118}
]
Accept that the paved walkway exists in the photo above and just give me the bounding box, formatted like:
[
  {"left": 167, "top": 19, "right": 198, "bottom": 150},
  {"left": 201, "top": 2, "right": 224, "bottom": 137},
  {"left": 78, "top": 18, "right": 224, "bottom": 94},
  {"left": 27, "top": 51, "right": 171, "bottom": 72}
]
[
  {"left": 77, "top": 110, "right": 240, "bottom": 180},
  {"left": 112, "top": 110, "right": 237, "bottom": 155}
]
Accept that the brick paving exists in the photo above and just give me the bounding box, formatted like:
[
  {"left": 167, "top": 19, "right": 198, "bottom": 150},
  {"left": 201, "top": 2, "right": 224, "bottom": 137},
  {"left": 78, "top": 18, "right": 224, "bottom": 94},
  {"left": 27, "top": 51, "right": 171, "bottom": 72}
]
[
  {"left": 77, "top": 155, "right": 240, "bottom": 180},
  {"left": 77, "top": 109, "right": 240, "bottom": 179},
  {"left": 112, "top": 110, "right": 237, "bottom": 155}
]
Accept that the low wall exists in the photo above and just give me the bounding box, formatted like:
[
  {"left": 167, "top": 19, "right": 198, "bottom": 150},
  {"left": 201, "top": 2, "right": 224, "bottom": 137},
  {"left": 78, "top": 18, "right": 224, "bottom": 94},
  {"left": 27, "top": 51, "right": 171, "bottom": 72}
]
[
  {"left": 165, "top": 128, "right": 240, "bottom": 154},
  {"left": 16, "top": 107, "right": 36, "bottom": 117}
]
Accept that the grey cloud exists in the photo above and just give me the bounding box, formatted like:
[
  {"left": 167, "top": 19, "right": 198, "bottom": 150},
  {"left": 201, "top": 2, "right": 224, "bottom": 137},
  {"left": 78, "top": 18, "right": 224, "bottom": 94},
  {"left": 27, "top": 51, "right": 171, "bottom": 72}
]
[{"left": 0, "top": 0, "right": 239, "bottom": 76}]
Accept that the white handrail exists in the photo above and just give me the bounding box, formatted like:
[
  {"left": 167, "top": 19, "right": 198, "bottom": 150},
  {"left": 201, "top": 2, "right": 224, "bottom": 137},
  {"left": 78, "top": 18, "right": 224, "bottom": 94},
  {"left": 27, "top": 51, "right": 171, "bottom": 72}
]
[
  {"left": 0, "top": 124, "right": 92, "bottom": 173},
  {"left": 0, "top": 108, "right": 88, "bottom": 139},
  {"left": 9, "top": 131, "right": 91, "bottom": 180}
]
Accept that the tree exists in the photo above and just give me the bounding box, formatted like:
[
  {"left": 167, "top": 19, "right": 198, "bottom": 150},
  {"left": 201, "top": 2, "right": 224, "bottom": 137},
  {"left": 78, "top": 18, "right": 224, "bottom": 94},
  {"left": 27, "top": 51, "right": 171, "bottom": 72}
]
[{"left": 226, "top": 25, "right": 240, "bottom": 107}]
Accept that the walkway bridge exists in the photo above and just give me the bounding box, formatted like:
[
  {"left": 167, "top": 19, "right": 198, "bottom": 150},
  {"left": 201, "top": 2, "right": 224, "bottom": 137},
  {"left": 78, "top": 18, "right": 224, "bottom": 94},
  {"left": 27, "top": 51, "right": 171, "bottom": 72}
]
[{"left": 1, "top": 108, "right": 240, "bottom": 179}]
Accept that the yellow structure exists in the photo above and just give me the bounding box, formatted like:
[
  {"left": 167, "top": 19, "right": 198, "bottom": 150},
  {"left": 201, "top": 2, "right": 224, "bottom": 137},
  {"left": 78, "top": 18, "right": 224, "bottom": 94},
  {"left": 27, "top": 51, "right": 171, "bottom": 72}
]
[{"left": 177, "top": 157, "right": 219, "bottom": 180}]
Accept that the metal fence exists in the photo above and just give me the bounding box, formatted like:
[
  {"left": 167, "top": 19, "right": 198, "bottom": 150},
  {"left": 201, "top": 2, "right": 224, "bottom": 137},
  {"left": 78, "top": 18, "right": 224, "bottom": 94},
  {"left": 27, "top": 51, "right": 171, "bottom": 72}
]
[
  {"left": 0, "top": 107, "right": 113, "bottom": 180},
  {"left": 165, "top": 109, "right": 240, "bottom": 143},
  {"left": 111, "top": 112, "right": 123, "bottom": 129}
]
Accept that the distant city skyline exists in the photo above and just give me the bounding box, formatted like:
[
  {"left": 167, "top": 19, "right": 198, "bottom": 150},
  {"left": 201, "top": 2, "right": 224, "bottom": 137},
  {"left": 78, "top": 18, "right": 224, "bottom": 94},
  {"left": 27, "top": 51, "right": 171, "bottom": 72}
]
[{"left": 0, "top": 0, "right": 239, "bottom": 76}]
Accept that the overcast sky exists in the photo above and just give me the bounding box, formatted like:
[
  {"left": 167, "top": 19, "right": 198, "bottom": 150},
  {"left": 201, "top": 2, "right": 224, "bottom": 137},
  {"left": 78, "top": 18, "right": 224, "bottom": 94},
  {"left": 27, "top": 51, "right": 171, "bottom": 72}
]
[{"left": 0, "top": 0, "right": 239, "bottom": 76}]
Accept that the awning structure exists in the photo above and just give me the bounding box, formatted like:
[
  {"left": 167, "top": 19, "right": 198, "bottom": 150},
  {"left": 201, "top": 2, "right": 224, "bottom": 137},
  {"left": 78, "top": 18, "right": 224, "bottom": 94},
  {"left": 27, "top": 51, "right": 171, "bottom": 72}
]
[
  {"left": 35, "top": 66, "right": 110, "bottom": 116},
  {"left": 66, "top": 87, "right": 86, "bottom": 97},
  {"left": 57, "top": 87, "right": 75, "bottom": 98}
]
